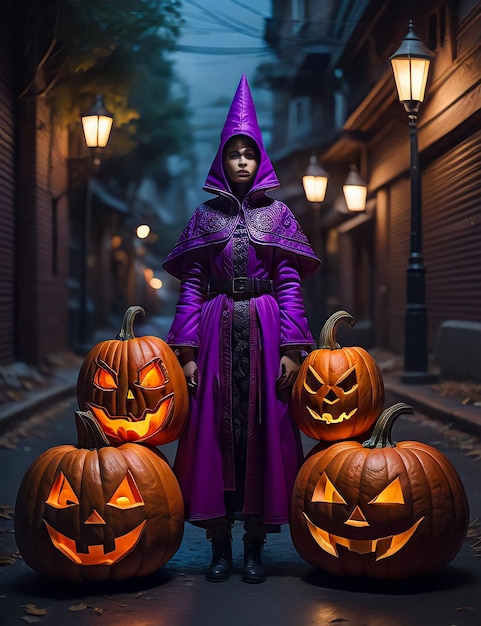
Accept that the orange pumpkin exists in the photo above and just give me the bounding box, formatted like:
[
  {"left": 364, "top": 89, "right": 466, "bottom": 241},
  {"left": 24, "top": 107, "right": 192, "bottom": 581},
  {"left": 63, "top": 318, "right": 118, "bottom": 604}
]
[
  {"left": 291, "top": 310, "right": 384, "bottom": 441},
  {"left": 77, "top": 305, "right": 188, "bottom": 446},
  {"left": 290, "top": 403, "right": 470, "bottom": 579},
  {"left": 14, "top": 412, "right": 185, "bottom": 582}
]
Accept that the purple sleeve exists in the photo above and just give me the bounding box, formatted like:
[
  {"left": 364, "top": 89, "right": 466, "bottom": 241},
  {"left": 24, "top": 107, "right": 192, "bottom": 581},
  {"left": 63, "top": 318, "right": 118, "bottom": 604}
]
[
  {"left": 166, "top": 254, "right": 207, "bottom": 348},
  {"left": 272, "top": 252, "right": 314, "bottom": 350}
]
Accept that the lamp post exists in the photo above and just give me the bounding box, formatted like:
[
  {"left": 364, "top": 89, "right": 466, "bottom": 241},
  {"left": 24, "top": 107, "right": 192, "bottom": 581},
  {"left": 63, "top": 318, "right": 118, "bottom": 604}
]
[
  {"left": 302, "top": 153, "right": 329, "bottom": 256},
  {"left": 76, "top": 95, "right": 113, "bottom": 351},
  {"left": 390, "top": 21, "right": 436, "bottom": 383},
  {"left": 343, "top": 164, "right": 368, "bottom": 212},
  {"left": 302, "top": 154, "right": 329, "bottom": 328}
]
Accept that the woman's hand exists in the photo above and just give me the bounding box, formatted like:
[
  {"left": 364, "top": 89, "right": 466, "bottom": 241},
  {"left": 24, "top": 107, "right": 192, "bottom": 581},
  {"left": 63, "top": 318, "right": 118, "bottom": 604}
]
[
  {"left": 183, "top": 360, "right": 198, "bottom": 392},
  {"left": 276, "top": 355, "right": 300, "bottom": 390}
]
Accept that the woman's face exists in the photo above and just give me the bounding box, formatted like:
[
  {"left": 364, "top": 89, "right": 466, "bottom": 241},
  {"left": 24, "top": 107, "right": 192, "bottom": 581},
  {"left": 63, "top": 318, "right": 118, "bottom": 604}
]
[{"left": 223, "top": 137, "right": 259, "bottom": 186}]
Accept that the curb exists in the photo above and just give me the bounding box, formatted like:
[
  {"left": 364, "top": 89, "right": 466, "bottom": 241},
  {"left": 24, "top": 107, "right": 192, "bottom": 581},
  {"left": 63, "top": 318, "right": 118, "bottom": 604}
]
[
  {"left": 384, "top": 378, "right": 481, "bottom": 439},
  {"left": 0, "top": 380, "right": 77, "bottom": 436}
]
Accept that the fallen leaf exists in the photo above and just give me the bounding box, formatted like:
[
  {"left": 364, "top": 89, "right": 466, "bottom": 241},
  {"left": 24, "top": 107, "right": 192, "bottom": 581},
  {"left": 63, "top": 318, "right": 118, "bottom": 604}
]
[
  {"left": 88, "top": 605, "right": 104, "bottom": 615},
  {"left": 21, "top": 616, "right": 41, "bottom": 624},
  {"left": 24, "top": 604, "right": 48, "bottom": 616},
  {"left": 69, "top": 602, "right": 88, "bottom": 612}
]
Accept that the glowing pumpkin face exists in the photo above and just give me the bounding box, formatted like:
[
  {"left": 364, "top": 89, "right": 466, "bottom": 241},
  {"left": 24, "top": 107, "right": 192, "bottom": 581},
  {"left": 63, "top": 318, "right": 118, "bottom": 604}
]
[
  {"left": 14, "top": 439, "right": 185, "bottom": 582},
  {"left": 292, "top": 311, "right": 384, "bottom": 441},
  {"left": 44, "top": 466, "right": 147, "bottom": 567},
  {"left": 290, "top": 404, "right": 470, "bottom": 580},
  {"left": 77, "top": 306, "right": 188, "bottom": 446}
]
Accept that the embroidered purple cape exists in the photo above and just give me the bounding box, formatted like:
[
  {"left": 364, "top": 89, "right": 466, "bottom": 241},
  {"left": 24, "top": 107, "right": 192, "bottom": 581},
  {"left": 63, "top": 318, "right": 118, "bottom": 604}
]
[
  {"left": 163, "top": 74, "right": 320, "bottom": 279},
  {"left": 163, "top": 75, "right": 320, "bottom": 525}
]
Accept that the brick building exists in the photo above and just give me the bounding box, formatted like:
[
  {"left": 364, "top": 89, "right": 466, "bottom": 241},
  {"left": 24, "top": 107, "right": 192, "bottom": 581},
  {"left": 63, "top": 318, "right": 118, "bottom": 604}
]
[{"left": 0, "top": 3, "right": 70, "bottom": 367}]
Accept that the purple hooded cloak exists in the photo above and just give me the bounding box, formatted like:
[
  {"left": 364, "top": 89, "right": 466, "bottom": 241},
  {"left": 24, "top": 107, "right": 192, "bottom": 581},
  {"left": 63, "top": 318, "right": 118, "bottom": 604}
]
[{"left": 163, "top": 75, "right": 320, "bottom": 525}]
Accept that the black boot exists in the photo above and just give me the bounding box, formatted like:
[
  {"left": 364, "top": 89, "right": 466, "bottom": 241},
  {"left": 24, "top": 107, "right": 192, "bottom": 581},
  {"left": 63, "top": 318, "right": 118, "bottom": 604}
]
[
  {"left": 206, "top": 533, "right": 232, "bottom": 582},
  {"left": 242, "top": 536, "right": 266, "bottom": 583}
]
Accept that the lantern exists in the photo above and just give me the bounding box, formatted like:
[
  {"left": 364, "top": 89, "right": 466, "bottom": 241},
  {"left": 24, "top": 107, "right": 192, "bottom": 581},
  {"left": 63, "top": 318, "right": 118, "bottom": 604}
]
[
  {"left": 343, "top": 165, "right": 368, "bottom": 212},
  {"left": 81, "top": 95, "right": 114, "bottom": 148},
  {"left": 390, "top": 20, "right": 434, "bottom": 118},
  {"left": 302, "top": 154, "right": 329, "bottom": 203}
]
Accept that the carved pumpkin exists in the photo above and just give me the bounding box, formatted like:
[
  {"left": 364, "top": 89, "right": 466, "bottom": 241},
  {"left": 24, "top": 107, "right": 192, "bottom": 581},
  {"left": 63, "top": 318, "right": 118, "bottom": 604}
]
[
  {"left": 291, "top": 310, "right": 384, "bottom": 441},
  {"left": 77, "top": 305, "right": 188, "bottom": 446},
  {"left": 14, "top": 412, "right": 185, "bottom": 582},
  {"left": 290, "top": 403, "right": 470, "bottom": 579}
]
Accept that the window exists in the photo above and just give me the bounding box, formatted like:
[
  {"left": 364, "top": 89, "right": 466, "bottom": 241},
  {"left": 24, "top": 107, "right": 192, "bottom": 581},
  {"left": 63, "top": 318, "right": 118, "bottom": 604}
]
[
  {"left": 288, "top": 97, "right": 311, "bottom": 139},
  {"left": 427, "top": 5, "right": 446, "bottom": 50}
]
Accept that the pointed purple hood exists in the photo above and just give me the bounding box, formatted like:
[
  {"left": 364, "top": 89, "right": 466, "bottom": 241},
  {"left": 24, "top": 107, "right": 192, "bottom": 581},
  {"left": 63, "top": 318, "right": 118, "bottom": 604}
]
[{"left": 203, "top": 74, "right": 280, "bottom": 195}]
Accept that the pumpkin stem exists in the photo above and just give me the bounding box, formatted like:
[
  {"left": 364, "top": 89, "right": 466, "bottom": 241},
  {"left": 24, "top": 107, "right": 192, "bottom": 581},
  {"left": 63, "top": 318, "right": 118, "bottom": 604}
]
[
  {"left": 76, "top": 410, "right": 111, "bottom": 449},
  {"left": 362, "top": 402, "right": 414, "bottom": 448},
  {"left": 116, "top": 305, "right": 145, "bottom": 340},
  {"left": 319, "top": 310, "right": 355, "bottom": 349}
]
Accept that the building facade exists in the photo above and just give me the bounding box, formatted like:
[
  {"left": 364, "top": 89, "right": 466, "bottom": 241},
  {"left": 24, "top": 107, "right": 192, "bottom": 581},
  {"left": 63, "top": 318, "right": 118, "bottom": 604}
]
[
  {"left": 0, "top": 3, "right": 70, "bottom": 367},
  {"left": 262, "top": 0, "right": 481, "bottom": 356}
]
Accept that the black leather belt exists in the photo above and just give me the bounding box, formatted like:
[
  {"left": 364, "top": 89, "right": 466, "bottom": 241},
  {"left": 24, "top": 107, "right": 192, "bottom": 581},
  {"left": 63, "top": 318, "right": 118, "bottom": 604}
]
[{"left": 208, "top": 277, "right": 273, "bottom": 298}]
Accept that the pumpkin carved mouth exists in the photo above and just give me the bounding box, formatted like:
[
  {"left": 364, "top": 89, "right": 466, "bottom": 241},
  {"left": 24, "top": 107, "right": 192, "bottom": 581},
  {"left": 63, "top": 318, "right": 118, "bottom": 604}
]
[
  {"left": 303, "top": 512, "right": 425, "bottom": 561},
  {"left": 307, "top": 406, "right": 358, "bottom": 424},
  {"left": 44, "top": 519, "right": 146, "bottom": 566},
  {"left": 88, "top": 394, "right": 174, "bottom": 442}
]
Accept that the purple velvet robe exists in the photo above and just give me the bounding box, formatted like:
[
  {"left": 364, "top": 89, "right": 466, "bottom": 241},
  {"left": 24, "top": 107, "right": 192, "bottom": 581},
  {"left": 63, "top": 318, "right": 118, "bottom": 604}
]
[{"left": 163, "top": 75, "right": 320, "bottom": 525}]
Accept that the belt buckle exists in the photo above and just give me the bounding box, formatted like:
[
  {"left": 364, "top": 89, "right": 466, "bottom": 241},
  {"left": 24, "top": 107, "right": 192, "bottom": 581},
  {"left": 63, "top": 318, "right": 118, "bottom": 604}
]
[{"left": 233, "top": 277, "right": 250, "bottom": 294}]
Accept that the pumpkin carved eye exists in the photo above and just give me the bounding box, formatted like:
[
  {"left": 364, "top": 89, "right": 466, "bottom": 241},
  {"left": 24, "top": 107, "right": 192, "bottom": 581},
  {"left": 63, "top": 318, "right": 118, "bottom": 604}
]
[
  {"left": 136, "top": 358, "right": 168, "bottom": 389},
  {"left": 304, "top": 365, "right": 325, "bottom": 394},
  {"left": 93, "top": 359, "right": 118, "bottom": 391},
  {"left": 312, "top": 472, "right": 347, "bottom": 504},
  {"left": 335, "top": 366, "right": 358, "bottom": 395},
  {"left": 45, "top": 472, "right": 79, "bottom": 509},
  {"left": 369, "top": 476, "right": 405, "bottom": 505},
  {"left": 107, "top": 470, "right": 145, "bottom": 509}
]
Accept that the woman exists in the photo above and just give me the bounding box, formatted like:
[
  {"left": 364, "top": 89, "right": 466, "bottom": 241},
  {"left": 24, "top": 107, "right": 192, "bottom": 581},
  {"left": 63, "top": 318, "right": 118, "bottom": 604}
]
[{"left": 163, "top": 75, "right": 320, "bottom": 583}]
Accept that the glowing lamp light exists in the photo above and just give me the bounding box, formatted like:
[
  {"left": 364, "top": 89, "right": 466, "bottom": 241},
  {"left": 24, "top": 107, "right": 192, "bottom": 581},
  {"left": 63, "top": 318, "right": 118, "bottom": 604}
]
[
  {"left": 390, "top": 20, "right": 434, "bottom": 117},
  {"left": 136, "top": 224, "right": 151, "bottom": 239},
  {"left": 111, "top": 235, "right": 122, "bottom": 249},
  {"left": 302, "top": 155, "right": 329, "bottom": 203},
  {"left": 150, "top": 277, "right": 163, "bottom": 290},
  {"left": 343, "top": 165, "right": 368, "bottom": 212},
  {"left": 81, "top": 95, "right": 114, "bottom": 148}
]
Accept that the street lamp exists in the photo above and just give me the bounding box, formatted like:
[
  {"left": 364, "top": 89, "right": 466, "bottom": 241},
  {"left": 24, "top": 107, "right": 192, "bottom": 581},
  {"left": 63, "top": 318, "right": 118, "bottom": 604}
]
[
  {"left": 136, "top": 224, "right": 151, "bottom": 239},
  {"left": 390, "top": 20, "right": 436, "bottom": 383},
  {"left": 302, "top": 154, "right": 328, "bottom": 329},
  {"left": 343, "top": 164, "right": 368, "bottom": 212},
  {"left": 76, "top": 95, "right": 114, "bottom": 351},
  {"left": 81, "top": 95, "right": 114, "bottom": 149},
  {"left": 302, "top": 153, "right": 329, "bottom": 257},
  {"left": 302, "top": 154, "right": 329, "bottom": 204}
]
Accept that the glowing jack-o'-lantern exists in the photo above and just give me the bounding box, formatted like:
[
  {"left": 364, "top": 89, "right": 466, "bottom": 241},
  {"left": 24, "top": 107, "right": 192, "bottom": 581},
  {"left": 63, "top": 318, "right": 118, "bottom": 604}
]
[
  {"left": 77, "top": 305, "right": 188, "bottom": 446},
  {"left": 291, "top": 310, "right": 384, "bottom": 441},
  {"left": 290, "top": 403, "right": 470, "bottom": 579},
  {"left": 14, "top": 412, "right": 185, "bottom": 582}
]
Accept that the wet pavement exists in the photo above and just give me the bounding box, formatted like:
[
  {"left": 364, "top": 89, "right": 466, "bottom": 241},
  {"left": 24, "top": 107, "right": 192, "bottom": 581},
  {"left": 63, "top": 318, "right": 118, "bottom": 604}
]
[{"left": 0, "top": 317, "right": 480, "bottom": 626}]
